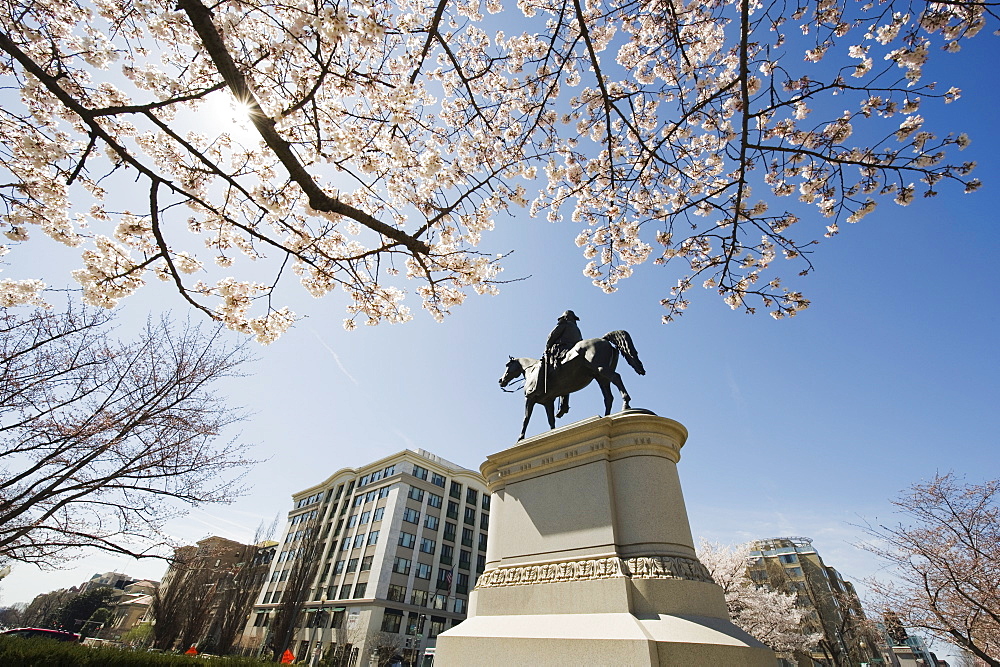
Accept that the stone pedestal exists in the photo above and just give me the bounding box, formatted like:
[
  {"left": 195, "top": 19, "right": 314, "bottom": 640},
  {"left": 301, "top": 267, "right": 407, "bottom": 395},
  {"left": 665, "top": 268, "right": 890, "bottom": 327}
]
[{"left": 434, "top": 410, "right": 776, "bottom": 666}]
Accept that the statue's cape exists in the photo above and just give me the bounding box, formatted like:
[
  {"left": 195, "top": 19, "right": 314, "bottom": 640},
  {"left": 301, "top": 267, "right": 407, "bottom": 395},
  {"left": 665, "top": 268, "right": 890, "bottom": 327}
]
[{"left": 524, "top": 361, "right": 542, "bottom": 398}]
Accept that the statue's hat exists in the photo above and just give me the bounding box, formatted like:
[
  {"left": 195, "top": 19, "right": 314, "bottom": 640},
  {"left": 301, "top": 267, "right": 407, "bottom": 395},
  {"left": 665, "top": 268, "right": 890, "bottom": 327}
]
[{"left": 561, "top": 310, "right": 580, "bottom": 321}]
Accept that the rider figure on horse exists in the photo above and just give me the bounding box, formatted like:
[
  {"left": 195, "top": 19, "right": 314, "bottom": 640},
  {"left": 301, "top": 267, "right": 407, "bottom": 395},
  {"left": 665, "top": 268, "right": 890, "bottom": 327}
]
[{"left": 544, "top": 310, "right": 582, "bottom": 417}]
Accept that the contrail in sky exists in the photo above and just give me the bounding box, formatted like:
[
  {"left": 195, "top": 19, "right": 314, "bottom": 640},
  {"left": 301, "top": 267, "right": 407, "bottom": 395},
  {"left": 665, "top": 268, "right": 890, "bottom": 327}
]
[{"left": 312, "top": 330, "right": 360, "bottom": 387}]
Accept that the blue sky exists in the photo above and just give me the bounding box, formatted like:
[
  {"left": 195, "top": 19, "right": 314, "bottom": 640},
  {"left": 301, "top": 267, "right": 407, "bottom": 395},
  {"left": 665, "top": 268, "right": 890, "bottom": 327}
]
[{"left": 1, "top": 15, "right": 997, "bottom": 660}]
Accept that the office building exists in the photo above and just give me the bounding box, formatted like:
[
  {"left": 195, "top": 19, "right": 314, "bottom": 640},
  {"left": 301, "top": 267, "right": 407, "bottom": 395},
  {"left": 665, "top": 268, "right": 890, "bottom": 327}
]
[
  {"left": 242, "top": 449, "right": 490, "bottom": 666},
  {"left": 749, "top": 537, "right": 883, "bottom": 667}
]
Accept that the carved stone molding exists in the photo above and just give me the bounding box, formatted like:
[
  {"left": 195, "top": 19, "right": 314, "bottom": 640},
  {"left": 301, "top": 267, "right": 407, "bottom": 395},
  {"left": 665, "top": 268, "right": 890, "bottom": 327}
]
[
  {"left": 623, "top": 555, "right": 713, "bottom": 583},
  {"left": 476, "top": 554, "right": 713, "bottom": 589}
]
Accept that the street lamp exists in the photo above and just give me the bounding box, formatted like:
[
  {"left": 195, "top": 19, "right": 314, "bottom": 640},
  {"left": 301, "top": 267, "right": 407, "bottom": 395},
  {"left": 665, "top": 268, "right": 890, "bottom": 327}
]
[{"left": 414, "top": 614, "right": 426, "bottom": 667}]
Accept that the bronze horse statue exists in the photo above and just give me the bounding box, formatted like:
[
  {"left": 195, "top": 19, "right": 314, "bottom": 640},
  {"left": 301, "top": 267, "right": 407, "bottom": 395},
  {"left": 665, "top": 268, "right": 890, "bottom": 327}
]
[{"left": 499, "top": 330, "right": 645, "bottom": 440}]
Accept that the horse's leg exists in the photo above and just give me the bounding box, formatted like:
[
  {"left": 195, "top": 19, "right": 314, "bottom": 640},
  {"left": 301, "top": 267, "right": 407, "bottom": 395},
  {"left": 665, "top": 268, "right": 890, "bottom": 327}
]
[
  {"left": 606, "top": 370, "right": 632, "bottom": 409},
  {"left": 556, "top": 395, "right": 570, "bottom": 418},
  {"left": 544, "top": 401, "right": 557, "bottom": 429},
  {"left": 598, "top": 379, "right": 614, "bottom": 415},
  {"left": 519, "top": 400, "right": 536, "bottom": 440}
]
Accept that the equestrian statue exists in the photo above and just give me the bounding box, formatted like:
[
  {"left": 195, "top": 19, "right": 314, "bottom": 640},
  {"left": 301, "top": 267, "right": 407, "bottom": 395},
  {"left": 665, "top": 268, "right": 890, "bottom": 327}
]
[{"left": 499, "top": 310, "right": 646, "bottom": 440}]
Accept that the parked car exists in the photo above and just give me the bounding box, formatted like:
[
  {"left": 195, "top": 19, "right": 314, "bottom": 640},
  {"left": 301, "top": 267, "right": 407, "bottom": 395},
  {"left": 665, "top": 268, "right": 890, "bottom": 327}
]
[{"left": 0, "top": 627, "right": 82, "bottom": 642}]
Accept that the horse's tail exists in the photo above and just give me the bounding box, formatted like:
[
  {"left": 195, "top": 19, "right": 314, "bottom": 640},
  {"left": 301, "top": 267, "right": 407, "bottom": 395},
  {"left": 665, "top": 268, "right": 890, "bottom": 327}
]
[{"left": 602, "top": 330, "right": 646, "bottom": 375}]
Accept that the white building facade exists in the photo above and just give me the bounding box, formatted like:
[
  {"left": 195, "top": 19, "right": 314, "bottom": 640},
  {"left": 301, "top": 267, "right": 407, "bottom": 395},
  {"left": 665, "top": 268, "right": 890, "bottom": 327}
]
[{"left": 244, "top": 449, "right": 490, "bottom": 665}]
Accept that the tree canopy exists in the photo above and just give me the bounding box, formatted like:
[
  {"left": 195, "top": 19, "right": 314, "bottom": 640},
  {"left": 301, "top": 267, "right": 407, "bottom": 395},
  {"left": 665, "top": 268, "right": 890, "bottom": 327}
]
[
  {"left": 862, "top": 473, "right": 1000, "bottom": 666},
  {"left": 0, "top": 0, "right": 992, "bottom": 340},
  {"left": 0, "top": 303, "right": 254, "bottom": 566}
]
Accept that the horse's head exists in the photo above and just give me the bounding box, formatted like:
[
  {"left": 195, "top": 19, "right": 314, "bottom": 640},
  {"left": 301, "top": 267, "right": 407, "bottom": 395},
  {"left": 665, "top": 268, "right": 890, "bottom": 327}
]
[{"left": 499, "top": 356, "right": 525, "bottom": 388}]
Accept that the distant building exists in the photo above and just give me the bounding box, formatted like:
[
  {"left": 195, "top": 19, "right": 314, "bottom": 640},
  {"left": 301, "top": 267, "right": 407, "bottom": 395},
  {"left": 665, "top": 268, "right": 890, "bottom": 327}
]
[
  {"left": 748, "top": 537, "right": 884, "bottom": 667},
  {"left": 241, "top": 449, "right": 490, "bottom": 666},
  {"left": 79, "top": 571, "right": 134, "bottom": 594},
  {"left": 104, "top": 580, "right": 159, "bottom": 640},
  {"left": 154, "top": 535, "right": 260, "bottom": 651}
]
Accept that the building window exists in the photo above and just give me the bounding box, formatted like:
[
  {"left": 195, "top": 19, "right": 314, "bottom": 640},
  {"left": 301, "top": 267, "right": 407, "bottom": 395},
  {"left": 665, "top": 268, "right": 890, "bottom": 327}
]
[
  {"left": 480, "top": 513, "right": 489, "bottom": 530},
  {"left": 786, "top": 567, "right": 804, "bottom": 578},
  {"left": 437, "top": 569, "right": 453, "bottom": 590},
  {"left": 365, "top": 490, "right": 376, "bottom": 503},
  {"left": 403, "top": 508, "right": 421, "bottom": 524},
  {"left": 334, "top": 560, "right": 345, "bottom": 574},
  {"left": 476, "top": 554, "right": 486, "bottom": 573},
  {"left": 353, "top": 534, "right": 365, "bottom": 549},
  {"left": 360, "top": 555, "right": 374, "bottom": 571},
  {"left": 393, "top": 557, "right": 412, "bottom": 575},
  {"left": 449, "top": 481, "right": 462, "bottom": 499},
  {"left": 378, "top": 486, "right": 391, "bottom": 499},
  {"left": 272, "top": 590, "right": 282, "bottom": 603},
  {"left": 347, "top": 558, "right": 359, "bottom": 573},
  {"left": 358, "top": 474, "right": 370, "bottom": 488},
  {"left": 481, "top": 494, "right": 491, "bottom": 510},
  {"left": 367, "top": 530, "right": 380, "bottom": 546},
  {"left": 462, "top": 527, "right": 474, "bottom": 547},
  {"left": 387, "top": 584, "right": 407, "bottom": 602},
  {"left": 447, "top": 501, "right": 460, "bottom": 520},
  {"left": 420, "top": 538, "right": 436, "bottom": 554},
  {"left": 347, "top": 514, "right": 359, "bottom": 528},
  {"left": 415, "top": 563, "right": 432, "bottom": 579},
  {"left": 339, "top": 583, "right": 352, "bottom": 599},
  {"left": 354, "top": 582, "right": 367, "bottom": 598},
  {"left": 427, "top": 493, "right": 443, "bottom": 509},
  {"left": 262, "top": 592, "right": 272, "bottom": 604},
  {"left": 478, "top": 533, "right": 488, "bottom": 551},
  {"left": 340, "top": 539, "right": 351, "bottom": 552},
  {"left": 464, "top": 507, "right": 476, "bottom": 525},
  {"left": 459, "top": 550, "right": 471, "bottom": 570},
  {"left": 429, "top": 616, "right": 447, "bottom": 638},
  {"left": 381, "top": 610, "right": 403, "bottom": 633},
  {"left": 440, "top": 544, "right": 454, "bottom": 565},
  {"left": 412, "top": 465, "right": 429, "bottom": 481},
  {"left": 408, "top": 486, "right": 425, "bottom": 502},
  {"left": 456, "top": 572, "right": 469, "bottom": 595},
  {"left": 360, "top": 510, "right": 371, "bottom": 524},
  {"left": 425, "top": 515, "right": 439, "bottom": 531},
  {"left": 430, "top": 473, "right": 446, "bottom": 487},
  {"left": 454, "top": 598, "right": 467, "bottom": 614},
  {"left": 432, "top": 593, "right": 447, "bottom": 610},
  {"left": 399, "top": 532, "right": 416, "bottom": 548},
  {"left": 444, "top": 523, "right": 457, "bottom": 542},
  {"left": 373, "top": 506, "right": 385, "bottom": 522},
  {"left": 353, "top": 495, "right": 364, "bottom": 507},
  {"left": 466, "top": 488, "right": 478, "bottom": 505},
  {"left": 779, "top": 554, "right": 798, "bottom": 564},
  {"left": 410, "top": 589, "right": 429, "bottom": 607}
]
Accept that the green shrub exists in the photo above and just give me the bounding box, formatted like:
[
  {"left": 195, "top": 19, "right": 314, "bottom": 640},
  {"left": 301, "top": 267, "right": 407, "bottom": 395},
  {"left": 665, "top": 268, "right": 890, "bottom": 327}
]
[{"left": 0, "top": 636, "right": 274, "bottom": 666}]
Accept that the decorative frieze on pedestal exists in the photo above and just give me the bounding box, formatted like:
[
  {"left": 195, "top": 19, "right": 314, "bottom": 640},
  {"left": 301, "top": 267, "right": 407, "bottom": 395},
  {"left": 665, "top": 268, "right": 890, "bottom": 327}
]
[
  {"left": 476, "top": 554, "right": 712, "bottom": 588},
  {"left": 434, "top": 411, "right": 777, "bottom": 666}
]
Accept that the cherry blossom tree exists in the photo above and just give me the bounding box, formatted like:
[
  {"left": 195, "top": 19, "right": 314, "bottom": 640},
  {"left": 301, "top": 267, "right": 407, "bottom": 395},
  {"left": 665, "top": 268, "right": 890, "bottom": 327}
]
[
  {"left": 0, "top": 303, "right": 254, "bottom": 567},
  {"left": 861, "top": 473, "right": 1000, "bottom": 666},
  {"left": 699, "top": 540, "right": 821, "bottom": 659},
  {"left": 0, "top": 0, "right": 991, "bottom": 340}
]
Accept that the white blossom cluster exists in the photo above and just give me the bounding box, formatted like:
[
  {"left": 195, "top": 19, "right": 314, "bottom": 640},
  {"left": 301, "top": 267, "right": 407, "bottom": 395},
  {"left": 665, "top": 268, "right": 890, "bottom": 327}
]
[
  {"left": 700, "top": 540, "right": 824, "bottom": 657},
  {"left": 0, "top": 0, "right": 987, "bottom": 338}
]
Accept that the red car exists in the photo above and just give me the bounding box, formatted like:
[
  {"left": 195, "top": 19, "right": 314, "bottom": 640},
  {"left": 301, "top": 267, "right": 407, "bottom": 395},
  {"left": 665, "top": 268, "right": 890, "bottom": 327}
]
[{"left": 0, "top": 627, "right": 82, "bottom": 642}]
